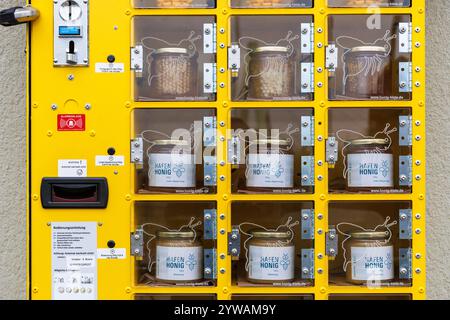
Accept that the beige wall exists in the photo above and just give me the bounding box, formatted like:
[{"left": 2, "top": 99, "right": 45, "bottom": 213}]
[{"left": 0, "top": 0, "right": 448, "bottom": 299}]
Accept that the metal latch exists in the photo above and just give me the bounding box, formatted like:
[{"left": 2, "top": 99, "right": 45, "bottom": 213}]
[
  {"left": 301, "top": 116, "right": 314, "bottom": 146},
  {"left": 300, "top": 22, "right": 314, "bottom": 54},
  {"left": 399, "top": 62, "right": 412, "bottom": 93},
  {"left": 203, "top": 63, "right": 217, "bottom": 93},
  {"left": 228, "top": 136, "right": 242, "bottom": 165},
  {"left": 301, "top": 156, "right": 315, "bottom": 187},
  {"left": 131, "top": 228, "right": 144, "bottom": 258},
  {"left": 228, "top": 227, "right": 241, "bottom": 258},
  {"left": 399, "top": 155, "right": 412, "bottom": 187},
  {"left": 204, "top": 156, "right": 217, "bottom": 186},
  {"left": 204, "top": 209, "right": 217, "bottom": 240},
  {"left": 301, "top": 62, "right": 314, "bottom": 93},
  {"left": 228, "top": 44, "right": 241, "bottom": 76},
  {"left": 131, "top": 138, "right": 144, "bottom": 167},
  {"left": 399, "top": 248, "right": 412, "bottom": 279},
  {"left": 398, "top": 22, "right": 412, "bottom": 53},
  {"left": 399, "top": 209, "right": 412, "bottom": 240},
  {"left": 326, "top": 137, "right": 338, "bottom": 165},
  {"left": 0, "top": 6, "right": 39, "bottom": 26},
  {"left": 203, "top": 23, "right": 216, "bottom": 54},
  {"left": 131, "top": 45, "right": 143, "bottom": 75},
  {"left": 326, "top": 228, "right": 338, "bottom": 257},
  {"left": 301, "top": 248, "right": 315, "bottom": 280},
  {"left": 399, "top": 115, "right": 412, "bottom": 146},
  {"left": 326, "top": 44, "right": 338, "bottom": 71},
  {"left": 204, "top": 249, "right": 217, "bottom": 279},
  {"left": 301, "top": 209, "right": 314, "bottom": 239}
]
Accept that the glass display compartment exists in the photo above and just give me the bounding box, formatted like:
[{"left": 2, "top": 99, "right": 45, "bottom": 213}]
[
  {"left": 230, "top": 0, "right": 312, "bottom": 8},
  {"left": 135, "top": 294, "right": 217, "bottom": 300},
  {"left": 132, "top": 109, "right": 217, "bottom": 194},
  {"left": 230, "top": 108, "right": 315, "bottom": 194},
  {"left": 328, "top": 201, "right": 413, "bottom": 288},
  {"left": 132, "top": 16, "right": 216, "bottom": 102},
  {"left": 230, "top": 202, "right": 315, "bottom": 287},
  {"left": 327, "top": 15, "right": 412, "bottom": 100},
  {"left": 328, "top": 0, "right": 411, "bottom": 7},
  {"left": 132, "top": 201, "right": 217, "bottom": 287},
  {"left": 133, "top": 0, "right": 215, "bottom": 8},
  {"left": 329, "top": 294, "right": 411, "bottom": 300},
  {"left": 229, "top": 15, "right": 314, "bottom": 101},
  {"left": 327, "top": 108, "right": 412, "bottom": 194},
  {"left": 232, "top": 294, "right": 314, "bottom": 300}
]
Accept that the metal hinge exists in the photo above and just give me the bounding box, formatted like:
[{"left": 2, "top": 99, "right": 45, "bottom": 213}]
[
  {"left": 326, "top": 137, "right": 338, "bottom": 165},
  {"left": 301, "top": 116, "right": 314, "bottom": 146},
  {"left": 326, "top": 44, "right": 338, "bottom": 71},
  {"left": 131, "top": 138, "right": 144, "bottom": 166},
  {"left": 326, "top": 228, "right": 338, "bottom": 257},
  {"left": 301, "top": 156, "right": 315, "bottom": 187},
  {"left": 301, "top": 62, "right": 314, "bottom": 93},
  {"left": 228, "top": 135, "right": 242, "bottom": 165},
  {"left": 228, "top": 44, "right": 241, "bottom": 76},
  {"left": 131, "top": 228, "right": 144, "bottom": 258},
  {"left": 301, "top": 209, "right": 314, "bottom": 239},
  {"left": 203, "top": 23, "right": 216, "bottom": 54},
  {"left": 399, "top": 115, "right": 412, "bottom": 146},
  {"left": 204, "top": 249, "right": 217, "bottom": 280},
  {"left": 399, "top": 62, "right": 412, "bottom": 93},
  {"left": 399, "top": 248, "right": 412, "bottom": 279},
  {"left": 204, "top": 209, "right": 217, "bottom": 240},
  {"left": 203, "top": 116, "right": 216, "bottom": 147},
  {"left": 204, "top": 156, "right": 217, "bottom": 186},
  {"left": 399, "top": 209, "right": 412, "bottom": 240},
  {"left": 301, "top": 248, "right": 315, "bottom": 280},
  {"left": 399, "top": 155, "right": 412, "bottom": 187},
  {"left": 203, "top": 63, "right": 217, "bottom": 93},
  {"left": 228, "top": 227, "right": 241, "bottom": 258},
  {"left": 131, "top": 45, "right": 143, "bottom": 75},
  {"left": 398, "top": 22, "right": 412, "bottom": 53},
  {"left": 301, "top": 22, "right": 314, "bottom": 54}
]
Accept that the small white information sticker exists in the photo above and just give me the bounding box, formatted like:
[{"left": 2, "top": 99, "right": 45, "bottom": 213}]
[
  {"left": 58, "top": 159, "right": 87, "bottom": 177},
  {"left": 95, "top": 63, "right": 124, "bottom": 73},
  {"left": 95, "top": 155, "right": 125, "bottom": 167},
  {"left": 97, "top": 248, "right": 126, "bottom": 260}
]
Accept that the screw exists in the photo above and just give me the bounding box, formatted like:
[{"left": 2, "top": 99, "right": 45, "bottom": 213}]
[
  {"left": 205, "top": 214, "right": 211, "bottom": 220},
  {"left": 318, "top": 136, "right": 323, "bottom": 142},
  {"left": 400, "top": 82, "right": 406, "bottom": 88},
  {"left": 134, "top": 249, "right": 140, "bottom": 255},
  {"left": 415, "top": 160, "right": 421, "bottom": 166},
  {"left": 220, "top": 175, "right": 225, "bottom": 181},
  {"left": 220, "top": 253, "right": 226, "bottom": 259},
  {"left": 220, "top": 268, "right": 226, "bottom": 274},
  {"left": 415, "top": 213, "right": 421, "bottom": 219},
  {"left": 317, "top": 268, "right": 323, "bottom": 274},
  {"left": 400, "top": 267, "right": 407, "bottom": 275},
  {"left": 317, "top": 82, "right": 323, "bottom": 88},
  {"left": 68, "top": 74, "right": 74, "bottom": 81},
  {"left": 415, "top": 253, "right": 422, "bottom": 259},
  {"left": 415, "top": 135, "right": 421, "bottom": 141},
  {"left": 220, "top": 229, "right": 226, "bottom": 235},
  {"left": 400, "top": 175, "right": 407, "bottom": 182},
  {"left": 231, "top": 248, "right": 238, "bottom": 255},
  {"left": 317, "top": 43, "right": 323, "bottom": 48},
  {"left": 415, "top": 120, "right": 421, "bottom": 126},
  {"left": 204, "top": 29, "right": 210, "bottom": 35},
  {"left": 302, "top": 268, "right": 309, "bottom": 274},
  {"left": 317, "top": 213, "right": 323, "bottom": 220},
  {"left": 220, "top": 82, "right": 225, "bottom": 88},
  {"left": 51, "top": 104, "right": 58, "bottom": 111},
  {"left": 318, "top": 175, "right": 323, "bottom": 181},
  {"left": 317, "top": 229, "right": 323, "bottom": 235},
  {"left": 220, "top": 121, "right": 225, "bottom": 127},
  {"left": 415, "top": 81, "right": 421, "bottom": 87},
  {"left": 219, "top": 28, "right": 225, "bottom": 34},
  {"left": 317, "top": 67, "right": 323, "bottom": 73},
  {"left": 204, "top": 268, "right": 212, "bottom": 275},
  {"left": 415, "top": 175, "right": 421, "bottom": 181},
  {"left": 329, "top": 233, "right": 335, "bottom": 240},
  {"left": 317, "top": 160, "right": 323, "bottom": 166},
  {"left": 220, "top": 68, "right": 225, "bottom": 73},
  {"left": 415, "top": 66, "right": 421, "bottom": 72},
  {"left": 302, "top": 28, "right": 308, "bottom": 34},
  {"left": 415, "top": 268, "right": 421, "bottom": 274},
  {"left": 317, "top": 253, "right": 323, "bottom": 259},
  {"left": 400, "top": 214, "right": 407, "bottom": 220},
  {"left": 415, "top": 27, "right": 421, "bottom": 33},
  {"left": 329, "top": 249, "right": 336, "bottom": 255},
  {"left": 415, "top": 42, "right": 421, "bottom": 48},
  {"left": 415, "top": 228, "right": 421, "bottom": 234},
  {"left": 220, "top": 214, "right": 225, "bottom": 220},
  {"left": 220, "top": 43, "right": 225, "bottom": 49},
  {"left": 85, "top": 103, "right": 91, "bottom": 110},
  {"left": 231, "top": 234, "right": 238, "bottom": 240},
  {"left": 317, "top": 28, "right": 323, "bottom": 33},
  {"left": 134, "top": 234, "right": 140, "bottom": 240},
  {"left": 220, "top": 161, "right": 225, "bottom": 166},
  {"left": 205, "top": 83, "right": 211, "bottom": 89},
  {"left": 302, "top": 214, "right": 309, "bottom": 220}
]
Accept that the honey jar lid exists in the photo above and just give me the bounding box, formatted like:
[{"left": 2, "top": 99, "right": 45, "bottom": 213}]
[
  {"left": 350, "top": 231, "right": 389, "bottom": 239},
  {"left": 254, "top": 46, "right": 289, "bottom": 53},
  {"left": 350, "top": 138, "right": 389, "bottom": 146},
  {"left": 255, "top": 139, "right": 289, "bottom": 146},
  {"left": 251, "top": 230, "right": 292, "bottom": 239},
  {"left": 350, "top": 46, "right": 388, "bottom": 53},
  {"left": 152, "top": 139, "right": 190, "bottom": 146},
  {"left": 154, "top": 47, "right": 188, "bottom": 54},
  {"left": 157, "top": 231, "right": 195, "bottom": 238}
]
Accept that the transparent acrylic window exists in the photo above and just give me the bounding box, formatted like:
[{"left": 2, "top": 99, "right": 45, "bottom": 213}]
[
  {"left": 232, "top": 294, "right": 314, "bottom": 300},
  {"left": 328, "top": 0, "right": 411, "bottom": 7},
  {"left": 133, "top": 16, "right": 216, "bottom": 102},
  {"left": 328, "top": 108, "right": 412, "bottom": 194},
  {"left": 230, "top": 15, "right": 314, "bottom": 101},
  {"left": 231, "top": 201, "right": 315, "bottom": 287},
  {"left": 231, "top": 108, "right": 315, "bottom": 194},
  {"left": 134, "top": 201, "right": 217, "bottom": 287},
  {"left": 134, "top": 294, "right": 217, "bottom": 300},
  {"left": 133, "top": 0, "right": 216, "bottom": 8},
  {"left": 328, "top": 15, "right": 412, "bottom": 101},
  {"left": 230, "top": 0, "right": 312, "bottom": 8},
  {"left": 133, "top": 109, "right": 217, "bottom": 194},
  {"left": 328, "top": 294, "right": 412, "bottom": 300},
  {"left": 328, "top": 201, "right": 412, "bottom": 288}
]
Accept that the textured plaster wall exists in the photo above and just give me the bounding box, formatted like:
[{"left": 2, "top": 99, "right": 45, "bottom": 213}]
[{"left": 0, "top": 0, "right": 448, "bottom": 300}]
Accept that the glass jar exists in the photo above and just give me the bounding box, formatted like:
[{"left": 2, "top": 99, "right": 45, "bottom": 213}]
[
  {"left": 245, "top": 139, "right": 294, "bottom": 191},
  {"left": 345, "top": 231, "right": 394, "bottom": 285},
  {"left": 247, "top": 46, "right": 295, "bottom": 100},
  {"left": 148, "top": 140, "right": 196, "bottom": 190},
  {"left": 156, "top": 231, "right": 203, "bottom": 284},
  {"left": 151, "top": 48, "right": 197, "bottom": 99},
  {"left": 344, "top": 46, "right": 390, "bottom": 99},
  {"left": 247, "top": 230, "right": 295, "bottom": 284},
  {"left": 346, "top": 138, "right": 394, "bottom": 191}
]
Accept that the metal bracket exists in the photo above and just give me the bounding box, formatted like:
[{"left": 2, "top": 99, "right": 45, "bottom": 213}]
[
  {"left": 399, "top": 155, "right": 412, "bottom": 187},
  {"left": 326, "top": 228, "right": 338, "bottom": 257},
  {"left": 204, "top": 209, "right": 217, "bottom": 240},
  {"left": 228, "top": 136, "right": 242, "bottom": 165},
  {"left": 301, "top": 156, "right": 315, "bottom": 187},
  {"left": 228, "top": 44, "right": 241, "bottom": 75},
  {"left": 131, "top": 138, "right": 144, "bottom": 166},
  {"left": 203, "top": 23, "right": 216, "bottom": 54},
  {"left": 301, "top": 248, "right": 315, "bottom": 280},
  {"left": 399, "top": 115, "right": 412, "bottom": 146},
  {"left": 399, "top": 209, "right": 412, "bottom": 240},
  {"left": 203, "top": 63, "right": 217, "bottom": 93},
  {"left": 203, "top": 116, "right": 216, "bottom": 147},
  {"left": 131, "top": 228, "right": 144, "bottom": 258},
  {"left": 398, "top": 22, "right": 412, "bottom": 53},
  {"left": 301, "top": 62, "right": 314, "bottom": 93},
  {"left": 399, "top": 61, "right": 412, "bottom": 93},
  {"left": 204, "top": 249, "right": 217, "bottom": 280},
  {"left": 228, "top": 227, "right": 241, "bottom": 257},
  {"left": 300, "top": 22, "right": 314, "bottom": 54},
  {"left": 301, "top": 116, "right": 314, "bottom": 146},
  {"left": 326, "top": 44, "right": 338, "bottom": 71},
  {"left": 131, "top": 45, "right": 143, "bottom": 74},
  {"left": 204, "top": 156, "right": 217, "bottom": 187},
  {"left": 326, "top": 137, "right": 338, "bottom": 165},
  {"left": 301, "top": 209, "right": 315, "bottom": 239},
  {"left": 399, "top": 248, "right": 412, "bottom": 279}
]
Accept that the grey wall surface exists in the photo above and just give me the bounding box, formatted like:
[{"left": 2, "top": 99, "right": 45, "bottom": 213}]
[{"left": 0, "top": 0, "right": 448, "bottom": 300}]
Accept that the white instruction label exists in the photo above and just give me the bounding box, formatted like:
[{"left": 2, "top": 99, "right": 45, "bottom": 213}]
[
  {"left": 97, "top": 248, "right": 126, "bottom": 260},
  {"left": 246, "top": 154, "right": 294, "bottom": 188},
  {"left": 149, "top": 153, "right": 196, "bottom": 188},
  {"left": 347, "top": 153, "right": 393, "bottom": 187},
  {"left": 95, "top": 155, "right": 124, "bottom": 167},
  {"left": 95, "top": 63, "right": 124, "bottom": 73},
  {"left": 51, "top": 222, "right": 97, "bottom": 300},
  {"left": 351, "top": 246, "right": 394, "bottom": 281},
  {"left": 248, "top": 245, "right": 295, "bottom": 281},
  {"left": 156, "top": 246, "right": 203, "bottom": 281},
  {"left": 58, "top": 160, "right": 87, "bottom": 177}
]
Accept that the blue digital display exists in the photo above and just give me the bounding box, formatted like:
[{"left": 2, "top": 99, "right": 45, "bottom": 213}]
[{"left": 59, "top": 26, "right": 81, "bottom": 37}]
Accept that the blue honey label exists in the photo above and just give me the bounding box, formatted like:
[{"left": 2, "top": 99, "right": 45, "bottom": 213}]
[
  {"left": 156, "top": 246, "right": 202, "bottom": 281},
  {"left": 347, "top": 153, "right": 393, "bottom": 187},
  {"left": 246, "top": 154, "right": 294, "bottom": 188},
  {"left": 149, "top": 153, "right": 195, "bottom": 188},
  {"left": 351, "top": 246, "right": 394, "bottom": 281},
  {"left": 248, "top": 245, "right": 294, "bottom": 281}
]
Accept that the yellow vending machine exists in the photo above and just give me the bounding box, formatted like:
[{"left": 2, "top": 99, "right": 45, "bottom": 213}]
[{"left": 0, "top": 0, "right": 425, "bottom": 300}]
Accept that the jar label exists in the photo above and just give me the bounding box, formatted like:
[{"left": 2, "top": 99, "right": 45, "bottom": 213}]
[
  {"left": 347, "top": 153, "right": 393, "bottom": 187},
  {"left": 248, "top": 245, "right": 295, "bottom": 281},
  {"left": 246, "top": 154, "right": 294, "bottom": 188},
  {"left": 149, "top": 153, "right": 196, "bottom": 188},
  {"left": 351, "top": 245, "right": 394, "bottom": 281},
  {"left": 156, "top": 246, "right": 203, "bottom": 281}
]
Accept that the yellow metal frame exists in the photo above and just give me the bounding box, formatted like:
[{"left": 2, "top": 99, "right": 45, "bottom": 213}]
[{"left": 28, "top": 0, "right": 426, "bottom": 300}]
